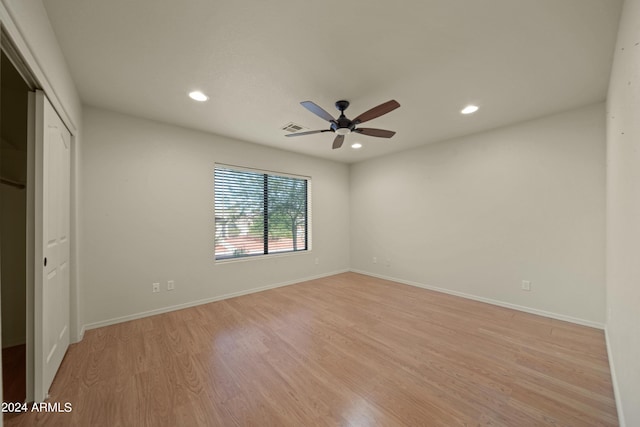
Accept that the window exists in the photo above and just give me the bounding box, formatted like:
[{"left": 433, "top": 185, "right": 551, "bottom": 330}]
[{"left": 214, "top": 164, "right": 310, "bottom": 260}]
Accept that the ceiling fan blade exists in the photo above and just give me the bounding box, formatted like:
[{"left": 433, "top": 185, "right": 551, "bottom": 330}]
[
  {"left": 301, "top": 101, "right": 336, "bottom": 122},
  {"left": 332, "top": 135, "right": 345, "bottom": 149},
  {"left": 353, "top": 100, "right": 400, "bottom": 124},
  {"left": 354, "top": 128, "right": 396, "bottom": 138},
  {"left": 285, "top": 129, "right": 331, "bottom": 137}
]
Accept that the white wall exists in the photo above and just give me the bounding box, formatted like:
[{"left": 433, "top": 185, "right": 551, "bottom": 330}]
[
  {"left": 351, "top": 104, "right": 606, "bottom": 326},
  {"left": 81, "top": 107, "right": 350, "bottom": 327},
  {"left": 606, "top": 0, "right": 640, "bottom": 424}
]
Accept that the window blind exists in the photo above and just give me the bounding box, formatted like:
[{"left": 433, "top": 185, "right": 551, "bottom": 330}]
[{"left": 214, "top": 165, "right": 309, "bottom": 260}]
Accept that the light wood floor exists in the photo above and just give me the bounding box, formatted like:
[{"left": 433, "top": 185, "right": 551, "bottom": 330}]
[{"left": 7, "top": 273, "right": 617, "bottom": 426}]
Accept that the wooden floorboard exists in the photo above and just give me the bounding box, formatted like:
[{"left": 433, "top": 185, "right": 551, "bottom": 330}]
[
  {"left": 5, "top": 272, "right": 618, "bottom": 426},
  {"left": 2, "top": 344, "right": 26, "bottom": 406}
]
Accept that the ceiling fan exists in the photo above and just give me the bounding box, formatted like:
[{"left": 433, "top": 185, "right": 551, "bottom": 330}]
[{"left": 286, "top": 99, "right": 400, "bottom": 149}]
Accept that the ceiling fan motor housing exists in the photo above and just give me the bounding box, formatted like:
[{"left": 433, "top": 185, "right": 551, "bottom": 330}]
[{"left": 332, "top": 117, "right": 356, "bottom": 134}]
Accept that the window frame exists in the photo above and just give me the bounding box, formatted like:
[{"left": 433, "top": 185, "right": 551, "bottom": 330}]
[{"left": 214, "top": 163, "right": 312, "bottom": 263}]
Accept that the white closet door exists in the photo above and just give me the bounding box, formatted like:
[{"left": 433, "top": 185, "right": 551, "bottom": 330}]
[{"left": 34, "top": 90, "right": 70, "bottom": 400}]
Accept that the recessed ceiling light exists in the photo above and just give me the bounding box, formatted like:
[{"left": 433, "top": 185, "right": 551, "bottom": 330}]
[
  {"left": 461, "top": 105, "right": 479, "bottom": 115},
  {"left": 351, "top": 143, "right": 363, "bottom": 149},
  {"left": 189, "top": 91, "right": 208, "bottom": 102}
]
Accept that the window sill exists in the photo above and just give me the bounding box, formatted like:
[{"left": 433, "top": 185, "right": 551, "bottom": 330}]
[{"left": 214, "top": 249, "right": 311, "bottom": 265}]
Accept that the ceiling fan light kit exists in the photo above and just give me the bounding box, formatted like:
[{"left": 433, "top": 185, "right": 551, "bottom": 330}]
[{"left": 286, "top": 99, "right": 400, "bottom": 149}]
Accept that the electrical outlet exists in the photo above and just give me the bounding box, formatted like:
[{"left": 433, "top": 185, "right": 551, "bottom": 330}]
[
  {"left": 167, "top": 280, "right": 175, "bottom": 291},
  {"left": 373, "top": 257, "right": 377, "bottom": 264},
  {"left": 314, "top": 258, "right": 319, "bottom": 265},
  {"left": 152, "top": 282, "right": 160, "bottom": 293},
  {"left": 385, "top": 258, "right": 391, "bottom": 267},
  {"left": 521, "top": 280, "right": 531, "bottom": 291}
]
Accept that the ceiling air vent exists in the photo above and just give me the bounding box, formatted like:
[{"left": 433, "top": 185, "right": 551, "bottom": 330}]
[{"left": 281, "top": 122, "right": 307, "bottom": 133}]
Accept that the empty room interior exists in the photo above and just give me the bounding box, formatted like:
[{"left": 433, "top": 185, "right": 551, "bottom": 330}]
[{"left": 1, "top": 0, "right": 639, "bottom": 425}]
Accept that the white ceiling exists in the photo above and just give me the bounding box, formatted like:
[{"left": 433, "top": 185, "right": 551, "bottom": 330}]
[{"left": 43, "top": 0, "right": 622, "bottom": 163}]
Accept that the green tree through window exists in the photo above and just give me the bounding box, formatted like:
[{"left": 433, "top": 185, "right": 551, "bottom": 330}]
[{"left": 214, "top": 165, "right": 309, "bottom": 260}]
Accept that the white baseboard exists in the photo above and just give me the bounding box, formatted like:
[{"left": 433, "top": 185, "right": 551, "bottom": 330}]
[
  {"left": 605, "top": 327, "right": 626, "bottom": 427},
  {"left": 350, "top": 269, "right": 605, "bottom": 330},
  {"left": 81, "top": 269, "right": 349, "bottom": 332}
]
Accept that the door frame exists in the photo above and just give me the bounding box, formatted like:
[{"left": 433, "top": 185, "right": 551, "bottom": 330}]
[{"left": 1, "top": 6, "right": 81, "bottom": 403}]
